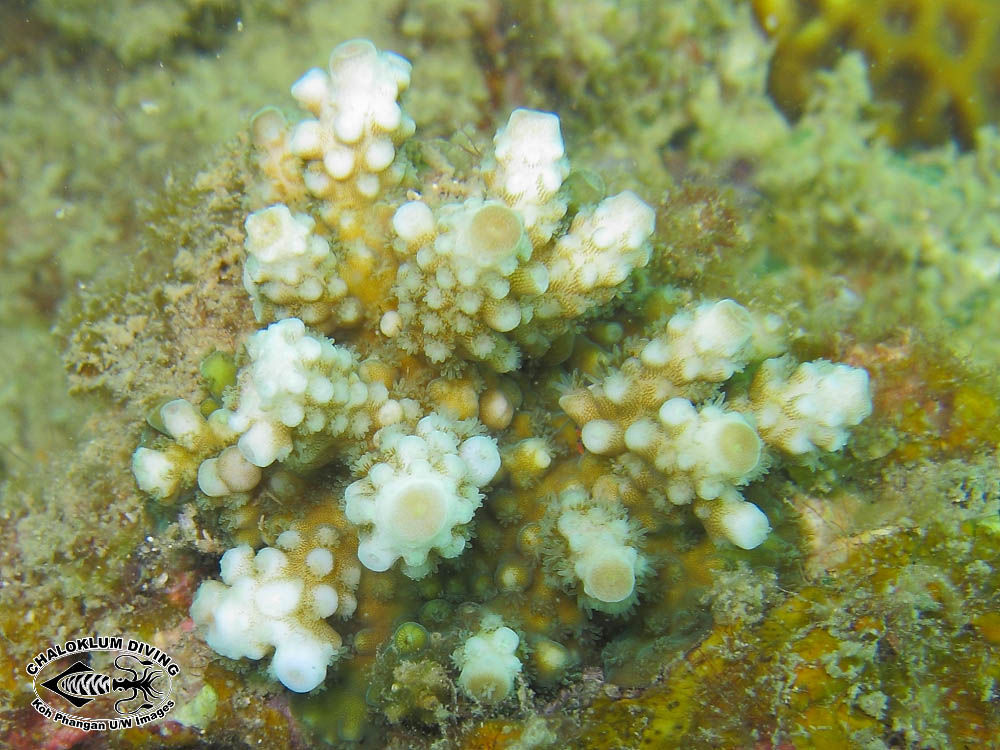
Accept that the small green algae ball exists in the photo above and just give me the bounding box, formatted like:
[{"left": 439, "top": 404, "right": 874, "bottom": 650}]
[
  {"left": 416, "top": 575, "right": 443, "bottom": 600},
  {"left": 516, "top": 522, "right": 544, "bottom": 558},
  {"left": 443, "top": 575, "right": 467, "bottom": 600},
  {"left": 469, "top": 571, "right": 496, "bottom": 600},
  {"left": 391, "top": 621, "right": 429, "bottom": 655},
  {"left": 199, "top": 397, "right": 222, "bottom": 418},
  {"left": 353, "top": 627, "right": 381, "bottom": 657},
  {"left": 335, "top": 695, "right": 368, "bottom": 742},
  {"left": 488, "top": 489, "right": 524, "bottom": 525},
  {"left": 199, "top": 350, "right": 237, "bottom": 399}
]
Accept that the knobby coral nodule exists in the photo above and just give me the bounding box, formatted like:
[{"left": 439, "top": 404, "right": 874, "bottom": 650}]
[{"left": 132, "top": 39, "right": 872, "bottom": 698}]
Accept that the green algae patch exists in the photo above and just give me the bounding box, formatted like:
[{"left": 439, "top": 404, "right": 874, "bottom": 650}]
[
  {"left": 200, "top": 350, "right": 237, "bottom": 399},
  {"left": 172, "top": 684, "right": 219, "bottom": 730}
]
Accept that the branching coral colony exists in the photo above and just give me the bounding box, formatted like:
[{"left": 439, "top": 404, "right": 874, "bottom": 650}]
[{"left": 132, "top": 40, "right": 872, "bottom": 700}]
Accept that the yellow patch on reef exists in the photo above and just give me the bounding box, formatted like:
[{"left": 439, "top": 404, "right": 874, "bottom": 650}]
[
  {"left": 854, "top": 336, "right": 1000, "bottom": 463},
  {"left": 795, "top": 703, "right": 881, "bottom": 750},
  {"left": 948, "top": 384, "right": 1000, "bottom": 448},
  {"left": 456, "top": 719, "right": 524, "bottom": 749},
  {"left": 576, "top": 517, "right": 1000, "bottom": 747},
  {"left": 894, "top": 379, "right": 1000, "bottom": 461},
  {"left": 199, "top": 350, "right": 237, "bottom": 399},
  {"left": 574, "top": 664, "right": 703, "bottom": 749},
  {"left": 972, "top": 612, "right": 1000, "bottom": 644},
  {"left": 752, "top": 0, "right": 1000, "bottom": 146}
]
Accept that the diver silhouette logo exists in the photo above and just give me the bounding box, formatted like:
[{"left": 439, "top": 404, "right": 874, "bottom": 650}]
[{"left": 26, "top": 636, "right": 179, "bottom": 731}]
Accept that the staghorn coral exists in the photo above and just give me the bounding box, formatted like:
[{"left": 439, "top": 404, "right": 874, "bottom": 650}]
[
  {"left": 247, "top": 41, "right": 656, "bottom": 372},
  {"left": 387, "top": 120, "right": 655, "bottom": 372},
  {"left": 453, "top": 620, "right": 522, "bottom": 704},
  {"left": 128, "top": 37, "right": 870, "bottom": 709},
  {"left": 547, "top": 485, "right": 650, "bottom": 615},
  {"left": 190, "top": 516, "right": 360, "bottom": 692},
  {"left": 558, "top": 297, "right": 870, "bottom": 549}
]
